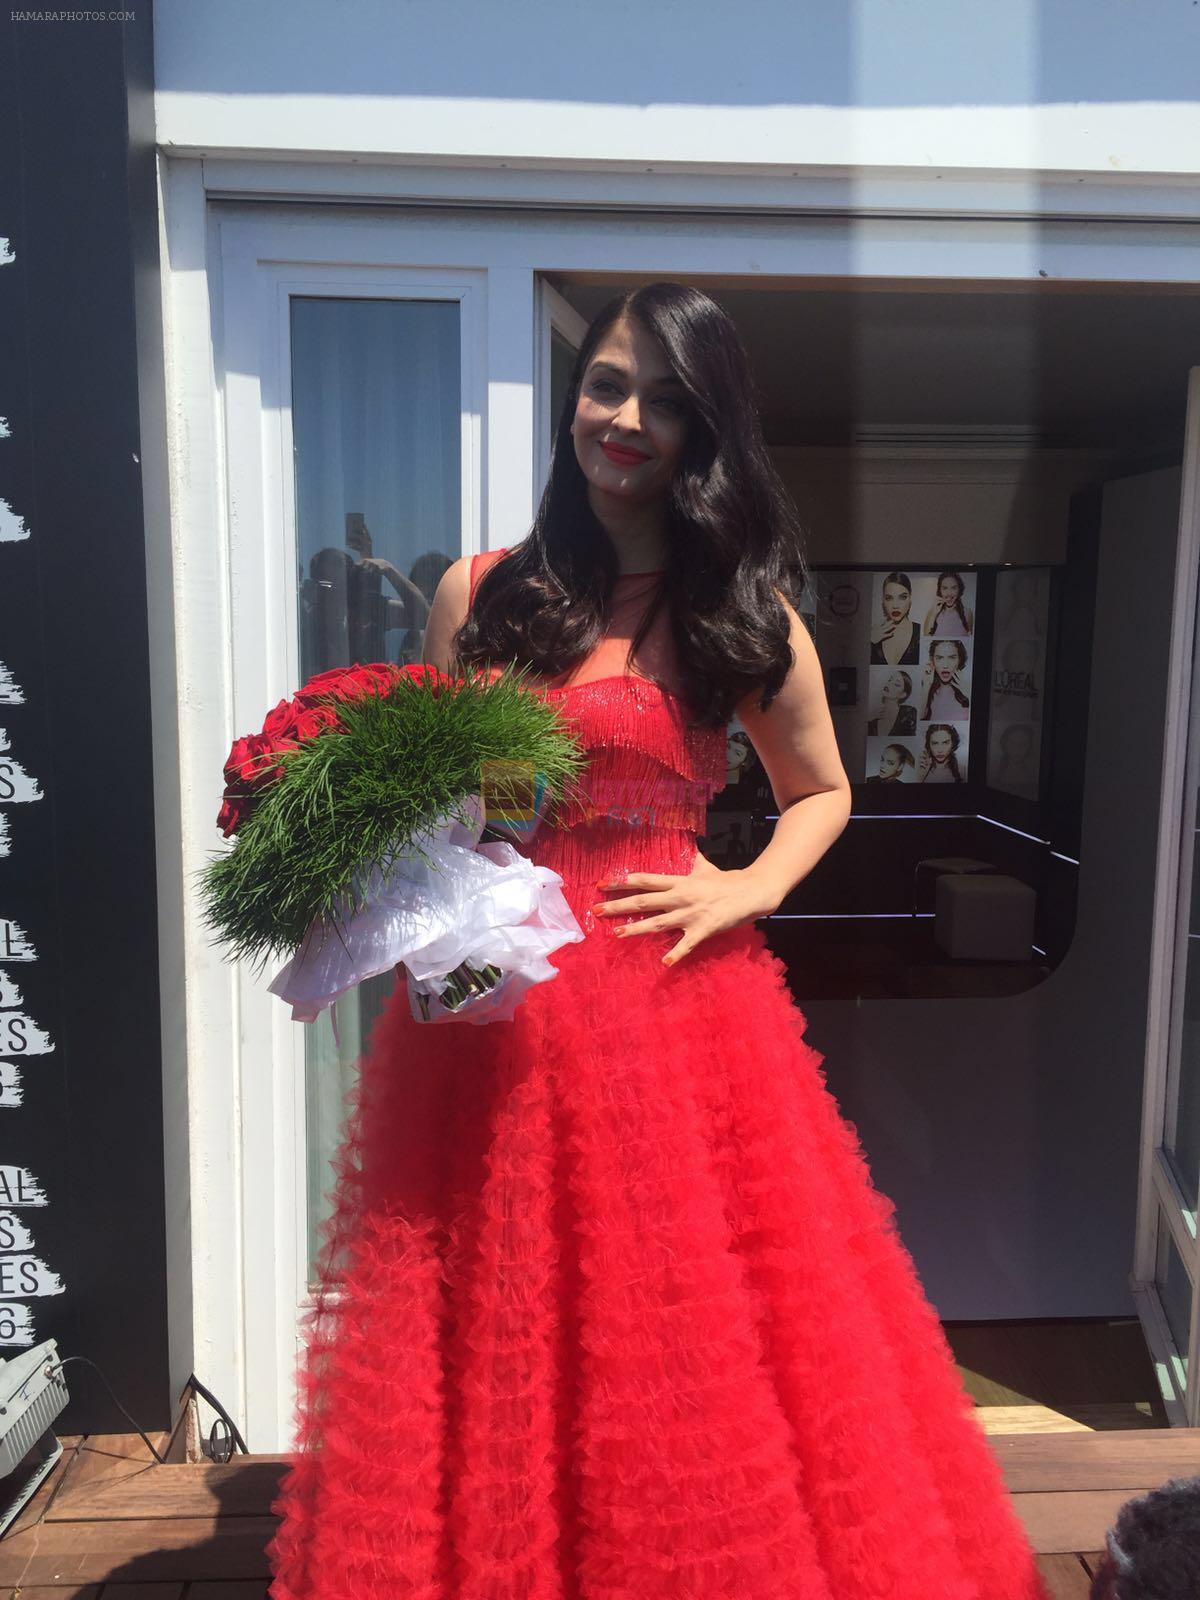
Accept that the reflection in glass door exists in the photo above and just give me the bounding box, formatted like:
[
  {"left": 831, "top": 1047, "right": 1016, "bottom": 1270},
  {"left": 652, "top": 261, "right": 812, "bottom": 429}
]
[
  {"left": 1149, "top": 591, "right": 1200, "bottom": 1411},
  {"left": 289, "top": 296, "right": 462, "bottom": 1280},
  {"left": 1138, "top": 367, "right": 1200, "bottom": 1423}
]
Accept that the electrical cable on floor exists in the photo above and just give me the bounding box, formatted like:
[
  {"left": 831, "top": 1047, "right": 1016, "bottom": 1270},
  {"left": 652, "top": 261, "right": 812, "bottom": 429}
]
[{"left": 45, "top": 1356, "right": 249, "bottom": 1463}]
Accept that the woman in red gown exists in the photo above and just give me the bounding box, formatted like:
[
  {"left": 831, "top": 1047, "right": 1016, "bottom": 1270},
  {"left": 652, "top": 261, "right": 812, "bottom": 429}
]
[{"left": 266, "top": 282, "right": 1048, "bottom": 1598}]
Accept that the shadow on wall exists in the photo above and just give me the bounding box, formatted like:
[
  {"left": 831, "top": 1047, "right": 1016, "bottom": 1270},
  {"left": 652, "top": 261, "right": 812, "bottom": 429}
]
[{"left": 152, "top": 0, "right": 1197, "bottom": 111}]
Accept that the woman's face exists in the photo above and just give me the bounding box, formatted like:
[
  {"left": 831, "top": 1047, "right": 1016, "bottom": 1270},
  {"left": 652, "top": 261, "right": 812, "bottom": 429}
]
[
  {"left": 726, "top": 733, "right": 750, "bottom": 769},
  {"left": 882, "top": 582, "right": 911, "bottom": 622},
  {"left": 938, "top": 576, "right": 962, "bottom": 604},
  {"left": 878, "top": 747, "right": 902, "bottom": 780},
  {"left": 929, "top": 729, "right": 954, "bottom": 761},
  {"left": 573, "top": 315, "right": 688, "bottom": 504},
  {"left": 884, "top": 671, "right": 906, "bottom": 700},
  {"left": 932, "top": 642, "right": 958, "bottom": 682}
]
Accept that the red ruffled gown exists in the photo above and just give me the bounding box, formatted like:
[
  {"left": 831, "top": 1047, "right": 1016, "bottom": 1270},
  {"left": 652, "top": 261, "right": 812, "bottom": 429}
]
[{"left": 266, "top": 550, "right": 1048, "bottom": 1599}]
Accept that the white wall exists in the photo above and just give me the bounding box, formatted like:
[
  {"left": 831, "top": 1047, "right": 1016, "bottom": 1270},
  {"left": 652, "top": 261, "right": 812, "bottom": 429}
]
[
  {"left": 154, "top": 0, "right": 1200, "bottom": 180},
  {"left": 812, "top": 465, "right": 1183, "bottom": 1320},
  {"left": 773, "top": 446, "right": 1117, "bottom": 566}
]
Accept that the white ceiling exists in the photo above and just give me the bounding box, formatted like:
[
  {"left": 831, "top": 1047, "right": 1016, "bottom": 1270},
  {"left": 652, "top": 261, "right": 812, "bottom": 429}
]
[{"left": 555, "top": 279, "right": 1200, "bottom": 452}]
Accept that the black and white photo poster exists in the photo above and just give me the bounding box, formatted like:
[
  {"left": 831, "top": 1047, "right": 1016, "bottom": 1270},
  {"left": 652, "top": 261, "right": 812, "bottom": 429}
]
[
  {"left": 807, "top": 568, "right": 977, "bottom": 785},
  {"left": 870, "top": 569, "right": 976, "bottom": 784}
]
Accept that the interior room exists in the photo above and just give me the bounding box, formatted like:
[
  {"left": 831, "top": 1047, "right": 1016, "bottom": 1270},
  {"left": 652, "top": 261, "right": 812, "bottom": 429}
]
[
  {"left": 549, "top": 275, "right": 1196, "bottom": 1324},
  {"left": 553, "top": 277, "right": 1189, "bottom": 995}
]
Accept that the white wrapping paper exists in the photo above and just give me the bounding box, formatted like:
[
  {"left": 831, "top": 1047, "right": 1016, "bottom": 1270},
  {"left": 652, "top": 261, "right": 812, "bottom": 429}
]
[{"left": 267, "top": 794, "right": 584, "bottom": 1026}]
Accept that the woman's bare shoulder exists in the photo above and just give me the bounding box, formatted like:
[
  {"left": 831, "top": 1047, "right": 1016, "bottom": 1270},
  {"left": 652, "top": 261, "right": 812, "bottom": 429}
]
[
  {"left": 422, "top": 556, "right": 474, "bottom": 672},
  {"left": 423, "top": 548, "right": 518, "bottom": 670}
]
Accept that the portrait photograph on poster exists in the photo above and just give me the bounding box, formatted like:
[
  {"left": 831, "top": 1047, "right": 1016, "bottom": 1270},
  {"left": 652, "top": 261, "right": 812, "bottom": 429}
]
[
  {"left": 916, "top": 723, "right": 971, "bottom": 783},
  {"left": 869, "top": 568, "right": 978, "bottom": 665},
  {"left": 920, "top": 569, "right": 976, "bottom": 639},
  {"left": 919, "top": 636, "right": 973, "bottom": 723},
  {"left": 864, "top": 738, "right": 919, "bottom": 784},
  {"left": 863, "top": 726, "right": 971, "bottom": 785},
  {"left": 867, "top": 666, "right": 919, "bottom": 737},
  {"left": 869, "top": 571, "right": 924, "bottom": 665}
]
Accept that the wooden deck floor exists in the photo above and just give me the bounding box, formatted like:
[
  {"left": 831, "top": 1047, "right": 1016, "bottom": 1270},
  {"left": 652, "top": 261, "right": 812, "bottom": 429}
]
[{"left": 0, "top": 1425, "right": 1198, "bottom": 1598}]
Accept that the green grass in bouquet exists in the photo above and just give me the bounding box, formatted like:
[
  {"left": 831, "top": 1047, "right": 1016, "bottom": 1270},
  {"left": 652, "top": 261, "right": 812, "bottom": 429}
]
[{"left": 201, "top": 661, "right": 587, "bottom": 972}]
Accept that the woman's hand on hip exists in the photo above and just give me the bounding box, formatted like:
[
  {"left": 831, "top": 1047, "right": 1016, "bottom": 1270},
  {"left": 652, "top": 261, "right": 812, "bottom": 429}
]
[{"left": 590, "top": 851, "right": 777, "bottom": 967}]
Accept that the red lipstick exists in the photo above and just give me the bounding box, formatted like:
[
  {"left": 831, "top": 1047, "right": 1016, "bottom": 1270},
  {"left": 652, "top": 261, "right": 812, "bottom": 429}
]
[{"left": 601, "top": 440, "right": 651, "bottom": 467}]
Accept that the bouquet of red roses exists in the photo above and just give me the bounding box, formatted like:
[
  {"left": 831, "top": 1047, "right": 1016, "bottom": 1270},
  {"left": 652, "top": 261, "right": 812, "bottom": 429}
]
[
  {"left": 216, "top": 661, "right": 402, "bottom": 839},
  {"left": 201, "top": 661, "right": 588, "bottom": 1024}
]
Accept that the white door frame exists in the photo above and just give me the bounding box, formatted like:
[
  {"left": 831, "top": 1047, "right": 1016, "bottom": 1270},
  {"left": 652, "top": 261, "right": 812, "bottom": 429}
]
[
  {"left": 218, "top": 248, "right": 486, "bottom": 1448},
  {"left": 534, "top": 279, "right": 589, "bottom": 496},
  {"left": 1131, "top": 368, "right": 1200, "bottom": 1425},
  {"left": 154, "top": 165, "right": 1200, "bottom": 1447}
]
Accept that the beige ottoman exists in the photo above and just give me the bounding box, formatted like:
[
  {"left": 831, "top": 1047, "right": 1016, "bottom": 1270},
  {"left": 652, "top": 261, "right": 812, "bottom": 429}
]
[
  {"left": 934, "top": 872, "right": 1036, "bottom": 961},
  {"left": 911, "top": 854, "right": 999, "bottom": 918}
]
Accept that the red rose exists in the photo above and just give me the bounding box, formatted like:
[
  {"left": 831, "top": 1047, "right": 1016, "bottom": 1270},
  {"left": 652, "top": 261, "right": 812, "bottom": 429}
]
[
  {"left": 217, "top": 728, "right": 300, "bottom": 836},
  {"left": 396, "top": 662, "right": 449, "bottom": 692},
  {"left": 338, "top": 663, "right": 402, "bottom": 698},
  {"left": 331, "top": 669, "right": 377, "bottom": 700},
  {"left": 216, "top": 795, "right": 244, "bottom": 838},
  {"left": 261, "top": 697, "right": 301, "bottom": 742},
  {"left": 291, "top": 704, "right": 342, "bottom": 742},
  {"left": 293, "top": 667, "right": 356, "bottom": 706},
  {"left": 294, "top": 662, "right": 399, "bottom": 710},
  {"left": 216, "top": 662, "right": 447, "bottom": 837},
  {"left": 225, "top": 730, "right": 283, "bottom": 790}
]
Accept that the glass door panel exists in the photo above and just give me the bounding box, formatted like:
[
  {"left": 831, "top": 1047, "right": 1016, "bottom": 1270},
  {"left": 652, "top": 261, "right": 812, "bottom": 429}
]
[
  {"left": 1170, "top": 938, "right": 1200, "bottom": 1211},
  {"left": 1155, "top": 1207, "right": 1192, "bottom": 1391},
  {"left": 289, "top": 295, "right": 462, "bottom": 1281},
  {"left": 1138, "top": 366, "right": 1200, "bottom": 1423},
  {"left": 1160, "top": 370, "right": 1200, "bottom": 1219}
]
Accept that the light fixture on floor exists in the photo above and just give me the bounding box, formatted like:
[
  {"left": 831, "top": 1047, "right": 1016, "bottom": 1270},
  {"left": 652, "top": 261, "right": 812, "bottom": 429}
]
[{"left": 0, "top": 1338, "right": 67, "bottom": 1536}]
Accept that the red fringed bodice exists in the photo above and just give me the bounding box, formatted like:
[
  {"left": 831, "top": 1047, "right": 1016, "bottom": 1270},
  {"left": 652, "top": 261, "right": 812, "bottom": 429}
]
[
  {"left": 468, "top": 549, "right": 729, "bottom": 930},
  {"left": 530, "top": 675, "right": 727, "bottom": 931}
]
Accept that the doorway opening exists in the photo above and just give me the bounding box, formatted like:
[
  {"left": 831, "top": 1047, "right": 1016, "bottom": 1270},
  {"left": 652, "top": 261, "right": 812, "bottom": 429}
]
[
  {"left": 546, "top": 274, "right": 1193, "bottom": 1004},
  {"left": 543, "top": 272, "right": 1200, "bottom": 1420}
]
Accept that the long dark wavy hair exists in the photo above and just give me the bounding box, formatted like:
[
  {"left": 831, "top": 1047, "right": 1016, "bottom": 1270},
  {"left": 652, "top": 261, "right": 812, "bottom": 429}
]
[{"left": 451, "top": 282, "right": 810, "bottom": 728}]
